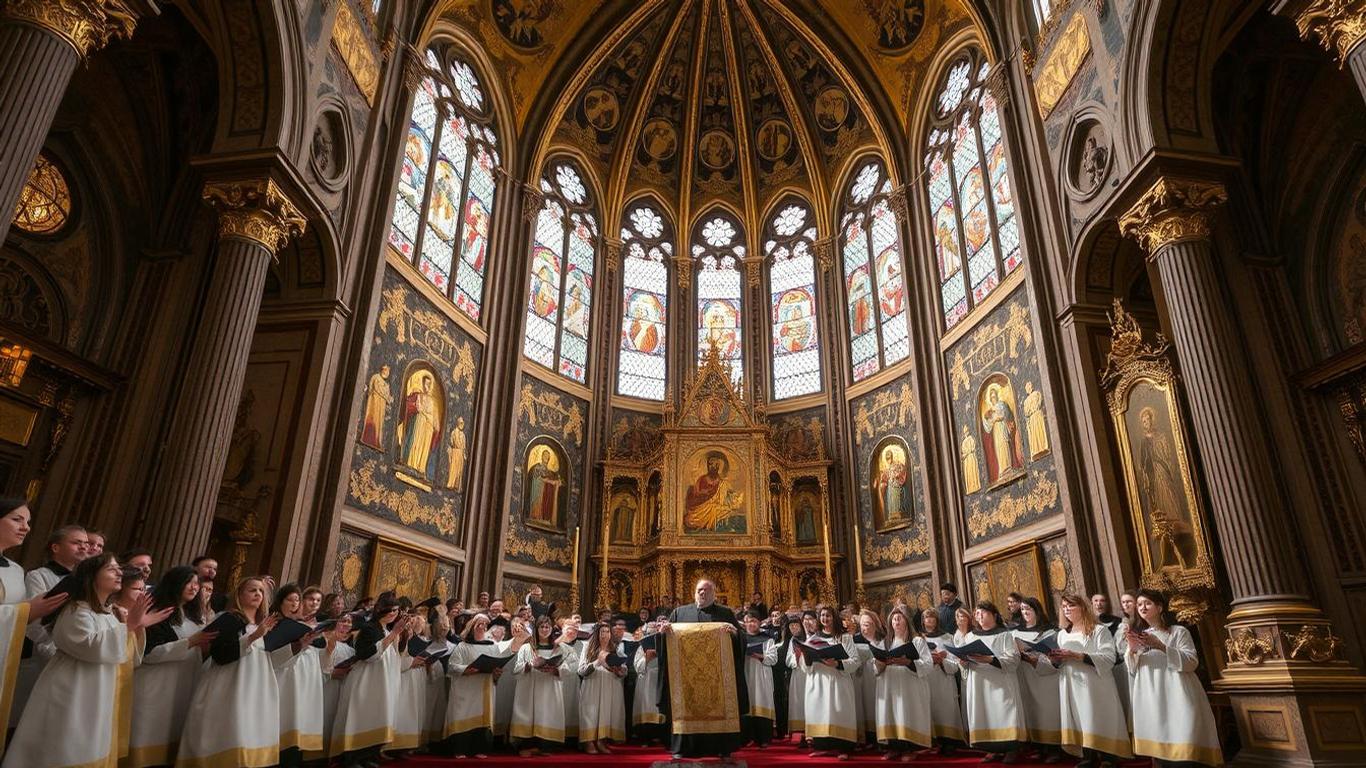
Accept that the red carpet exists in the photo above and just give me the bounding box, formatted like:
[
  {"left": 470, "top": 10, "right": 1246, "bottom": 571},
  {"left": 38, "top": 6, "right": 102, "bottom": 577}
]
[{"left": 390, "top": 742, "right": 1114, "bottom": 767}]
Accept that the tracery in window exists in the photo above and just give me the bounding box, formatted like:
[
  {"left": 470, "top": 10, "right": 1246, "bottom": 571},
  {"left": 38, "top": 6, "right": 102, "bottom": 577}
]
[
  {"left": 840, "top": 160, "right": 909, "bottom": 382},
  {"left": 693, "top": 211, "right": 745, "bottom": 386},
  {"left": 765, "top": 199, "right": 821, "bottom": 399},
  {"left": 924, "top": 49, "right": 1021, "bottom": 330},
  {"left": 523, "top": 161, "right": 599, "bottom": 384},
  {"left": 12, "top": 154, "right": 72, "bottom": 236},
  {"left": 387, "top": 46, "right": 499, "bottom": 322},
  {"left": 617, "top": 203, "right": 671, "bottom": 401}
]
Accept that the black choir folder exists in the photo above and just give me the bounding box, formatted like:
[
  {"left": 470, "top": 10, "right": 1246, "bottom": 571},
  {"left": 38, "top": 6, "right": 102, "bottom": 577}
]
[
  {"left": 469, "top": 653, "right": 514, "bottom": 672},
  {"left": 533, "top": 654, "right": 564, "bottom": 669},
  {"left": 746, "top": 641, "right": 769, "bottom": 657},
  {"left": 870, "top": 642, "right": 919, "bottom": 661},
  {"left": 942, "top": 638, "right": 995, "bottom": 659},
  {"left": 264, "top": 618, "right": 315, "bottom": 652},
  {"left": 605, "top": 653, "right": 631, "bottom": 668},
  {"left": 797, "top": 641, "right": 850, "bottom": 664},
  {"left": 1018, "top": 635, "right": 1059, "bottom": 654}
]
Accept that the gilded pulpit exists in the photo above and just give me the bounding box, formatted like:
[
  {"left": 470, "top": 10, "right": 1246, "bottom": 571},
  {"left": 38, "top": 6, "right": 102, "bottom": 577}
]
[{"left": 595, "top": 344, "right": 840, "bottom": 612}]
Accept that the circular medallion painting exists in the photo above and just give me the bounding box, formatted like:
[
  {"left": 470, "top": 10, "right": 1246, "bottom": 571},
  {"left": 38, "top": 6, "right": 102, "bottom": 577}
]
[
  {"left": 583, "top": 87, "right": 621, "bottom": 131},
  {"left": 699, "top": 129, "right": 735, "bottom": 170},
  {"left": 814, "top": 86, "right": 850, "bottom": 132},
  {"left": 641, "top": 118, "right": 678, "bottom": 161},
  {"left": 756, "top": 119, "right": 793, "bottom": 161}
]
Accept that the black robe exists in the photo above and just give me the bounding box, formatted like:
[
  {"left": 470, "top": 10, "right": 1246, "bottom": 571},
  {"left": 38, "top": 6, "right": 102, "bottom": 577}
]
[{"left": 657, "top": 602, "right": 748, "bottom": 757}]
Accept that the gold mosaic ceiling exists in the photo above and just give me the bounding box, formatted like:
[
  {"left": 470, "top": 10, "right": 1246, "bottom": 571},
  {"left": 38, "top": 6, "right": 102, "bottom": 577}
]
[{"left": 435, "top": 1, "right": 976, "bottom": 230}]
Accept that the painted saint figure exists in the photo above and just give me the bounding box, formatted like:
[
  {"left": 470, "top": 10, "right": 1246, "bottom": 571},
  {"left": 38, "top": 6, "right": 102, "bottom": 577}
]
[
  {"left": 526, "top": 446, "right": 563, "bottom": 528},
  {"left": 611, "top": 493, "right": 637, "bottom": 544},
  {"left": 960, "top": 426, "right": 981, "bottom": 494},
  {"left": 873, "top": 444, "right": 909, "bottom": 526},
  {"left": 361, "top": 364, "right": 393, "bottom": 448},
  {"left": 398, "top": 373, "right": 442, "bottom": 477},
  {"left": 684, "top": 451, "right": 742, "bottom": 532},
  {"left": 1023, "top": 381, "right": 1048, "bottom": 459},
  {"left": 1137, "top": 407, "right": 1191, "bottom": 569},
  {"left": 446, "top": 416, "right": 467, "bottom": 491},
  {"left": 795, "top": 495, "right": 817, "bottom": 545},
  {"left": 980, "top": 381, "right": 1024, "bottom": 484}
]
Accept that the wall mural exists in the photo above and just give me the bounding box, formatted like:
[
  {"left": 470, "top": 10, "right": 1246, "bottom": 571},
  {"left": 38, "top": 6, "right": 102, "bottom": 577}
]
[
  {"left": 946, "top": 288, "right": 1060, "bottom": 546},
  {"left": 767, "top": 406, "right": 827, "bottom": 462},
  {"left": 501, "top": 575, "right": 573, "bottom": 615},
  {"left": 330, "top": 528, "right": 374, "bottom": 609},
  {"left": 850, "top": 375, "right": 929, "bottom": 568},
  {"left": 607, "top": 409, "right": 663, "bottom": 461},
  {"left": 347, "top": 267, "right": 482, "bottom": 540},
  {"left": 681, "top": 446, "right": 748, "bottom": 534},
  {"left": 862, "top": 575, "right": 933, "bottom": 617},
  {"left": 506, "top": 377, "right": 587, "bottom": 570}
]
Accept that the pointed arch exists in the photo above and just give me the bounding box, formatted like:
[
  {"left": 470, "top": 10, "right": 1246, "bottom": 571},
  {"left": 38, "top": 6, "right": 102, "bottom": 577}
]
[{"left": 837, "top": 157, "right": 910, "bottom": 382}]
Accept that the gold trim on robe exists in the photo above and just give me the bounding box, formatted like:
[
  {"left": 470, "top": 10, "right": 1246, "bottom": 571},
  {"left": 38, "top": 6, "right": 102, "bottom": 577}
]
[
  {"left": 0, "top": 600, "right": 30, "bottom": 752},
  {"left": 665, "top": 622, "right": 740, "bottom": 735}
]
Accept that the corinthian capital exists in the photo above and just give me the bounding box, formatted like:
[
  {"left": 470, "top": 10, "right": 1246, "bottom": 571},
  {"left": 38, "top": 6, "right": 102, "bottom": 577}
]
[
  {"left": 3, "top": 0, "right": 140, "bottom": 58},
  {"left": 1117, "top": 177, "right": 1227, "bottom": 255},
  {"left": 1295, "top": 0, "right": 1366, "bottom": 66},
  {"left": 602, "top": 237, "right": 622, "bottom": 271},
  {"left": 202, "top": 179, "right": 307, "bottom": 257}
]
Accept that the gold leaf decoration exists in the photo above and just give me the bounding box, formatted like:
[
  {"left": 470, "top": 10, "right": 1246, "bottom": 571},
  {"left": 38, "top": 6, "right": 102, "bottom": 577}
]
[{"left": 348, "top": 459, "right": 458, "bottom": 536}]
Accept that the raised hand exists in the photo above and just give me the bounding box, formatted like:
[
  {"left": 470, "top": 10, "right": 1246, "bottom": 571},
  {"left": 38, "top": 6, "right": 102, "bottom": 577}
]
[
  {"left": 250, "top": 614, "right": 281, "bottom": 642},
  {"left": 188, "top": 630, "right": 219, "bottom": 649},
  {"left": 26, "top": 592, "right": 67, "bottom": 622}
]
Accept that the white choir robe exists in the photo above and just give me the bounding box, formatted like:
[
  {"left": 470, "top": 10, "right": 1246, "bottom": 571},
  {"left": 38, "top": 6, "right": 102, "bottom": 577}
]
[
  {"left": 1056, "top": 626, "right": 1133, "bottom": 758},
  {"left": 314, "top": 641, "right": 355, "bottom": 761},
  {"left": 493, "top": 642, "right": 518, "bottom": 736},
  {"left": 799, "top": 632, "right": 861, "bottom": 744},
  {"left": 444, "top": 639, "right": 514, "bottom": 738},
  {"left": 577, "top": 652, "right": 627, "bottom": 742},
  {"left": 1126, "top": 625, "right": 1222, "bottom": 765},
  {"left": 510, "top": 644, "right": 569, "bottom": 743},
  {"left": 852, "top": 639, "right": 876, "bottom": 741},
  {"left": 784, "top": 642, "right": 808, "bottom": 732},
  {"left": 330, "top": 641, "right": 399, "bottom": 756},
  {"left": 872, "top": 637, "right": 934, "bottom": 748},
  {"left": 923, "top": 633, "right": 966, "bottom": 742},
  {"left": 12, "top": 564, "right": 63, "bottom": 729},
  {"left": 561, "top": 639, "right": 584, "bottom": 739},
  {"left": 743, "top": 637, "right": 778, "bottom": 720},
  {"left": 175, "top": 622, "right": 280, "bottom": 768},
  {"left": 423, "top": 650, "right": 450, "bottom": 744},
  {"left": 273, "top": 641, "right": 326, "bottom": 754},
  {"left": 1013, "top": 627, "right": 1063, "bottom": 745},
  {"left": 0, "top": 558, "right": 31, "bottom": 750},
  {"left": 959, "top": 629, "right": 1028, "bottom": 748},
  {"left": 127, "top": 618, "right": 205, "bottom": 768},
  {"left": 1112, "top": 622, "right": 1132, "bottom": 726},
  {"left": 3, "top": 603, "right": 139, "bottom": 768},
  {"left": 632, "top": 643, "right": 664, "bottom": 726},
  {"left": 391, "top": 647, "right": 431, "bottom": 750}
]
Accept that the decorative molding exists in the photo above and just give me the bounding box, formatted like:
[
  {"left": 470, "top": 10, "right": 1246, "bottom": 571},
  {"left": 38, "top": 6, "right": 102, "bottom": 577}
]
[
  {"left": 2, "top": 0, "right": 138, "bottom": 58},
  {"left": 603, "top": 236, "right": 622, "bottom": 272},
  {"left": 888, "top": 184, "right": 909, "bottom": 221},
  {"left": 1295, "top": 0, "right": 1366, "bottom": 67},
  {"left": 1226, "top": 628, "right": 1278, "bottom": 666},
  {"left": 1117, "top": 177, "right": 1228, "bottom": 255},
  {"left": 984, "top": 62, "right": 1011, "bottom": 114},
  {"left": 521, "top": 183, "right": 545, "bottom": 223},
  {"left": 812, "top": 237, "right": 835, "bottom": 271},
  {"left": 201, "top": 178, "right": 307, "bottom": 257},
  {"left": 401, "top": 42, "right": 426, "bottom": 91}
]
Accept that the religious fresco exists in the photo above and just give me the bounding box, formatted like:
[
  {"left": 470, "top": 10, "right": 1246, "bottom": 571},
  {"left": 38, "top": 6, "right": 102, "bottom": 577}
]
[
  {"left": 681, "top": 446, "right": 748, "bottom": 535},
  {"left": 631, "top": 2, "right": 698, "bottom": 194},
  {"left": 862, "top": 576, "right": 933, "bottom": 616},
  {"left": 607, "top": 409, "right": 663, "bottom": 461},
  {"left": 505, "top": 376, "right": 587, "bottom": 570},
  {"left": 850, "top": 375, "right": 929, "bottom": 568},
  {"left": 767, "top": 406, "right": 827, "bottom": 462},
  {"left": 609, "top": 478, "right": 640, "bottom": 544},
  {"left": 792, "top": 478, "right": 821, "bottom": 546},
  {"left": 330, "top": 528, "right": 374, "bottom": 609},
  {"left": 346, "top": 267, "right": 482, "bottom": 541},
  {"left": 501, "top": 575, "right": 572, "bottom": 614},
  {"left": 946, "top": 288, "right": 1060, "bottom": 546}
]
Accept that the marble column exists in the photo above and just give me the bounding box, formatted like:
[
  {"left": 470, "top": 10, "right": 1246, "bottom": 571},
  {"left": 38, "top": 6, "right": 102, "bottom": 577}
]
[
  {"left": 1120, "top": 176, "right": 1366, "bottom": 765},
  {"left": 0, "top": 0, "right": 141, "bottom": 244},
  {"left": 1293, "top": 0, "right": 1366, "bottom": 101},
  {"left": 141, "top": 179, "right": 305, "bottom": 568}
]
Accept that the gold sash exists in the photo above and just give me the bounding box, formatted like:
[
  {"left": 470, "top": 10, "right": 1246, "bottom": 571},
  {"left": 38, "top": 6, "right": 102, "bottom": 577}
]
[{"left": 665, "top": 622, "right": 739, "bottom": 735}]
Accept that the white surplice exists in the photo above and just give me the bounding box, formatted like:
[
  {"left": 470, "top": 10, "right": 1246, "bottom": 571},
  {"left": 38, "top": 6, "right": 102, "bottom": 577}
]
[
  {"left": 1013, "top": 626, "right": 1062, "bottom": 745},
  {"left": 576, "top": 650, "right": 626, "bottom": 742},
  {"left": 784, "top": 640, "right": 808, "bottom": 732},
  {"left": 959, "top": 629, "right": 1028, "bottom": 747},
  {"left": 632, "top": 641, "right": 663, "bottom": 725},
  {"left": 273, "top": 640, "right": 326, "bottom": 754},
  {"left": 743, "top": 635, "right": 778, "bottom": 720},
  {"left": 1126, "top": 625, "right": 1222, "bottom": 765},
  {"left": 872, "top": 636, "right": 934, "bottom": 747},
  {"left": 175, "top": 620, "right": 280, "bottom": 768},
  {"left": 0, "top": 557, "right": 30, "bottom": 749},
  {"left": 799, "top": 632, "right": 861, "bottom": 743},
  {"left": 444, "top": 639, "right": 512, "bottom": 737},
  {"left": 510, "top": 643, "right": 569, "bottom": 742},
  {"left": 330, "top": 640, "right": 399, "bottom": 755},
  {"left": 315, "top": 640, "right": 354, "bottom": 760},
  {"left": 1056, "top": 625, "right": 1133, "bottom": 758},
  {"left": 923, "top": 632, "right": 966, "bottom": 742},
  {"left": 127, "top": 617, "right": 205, "bottom": 768}
]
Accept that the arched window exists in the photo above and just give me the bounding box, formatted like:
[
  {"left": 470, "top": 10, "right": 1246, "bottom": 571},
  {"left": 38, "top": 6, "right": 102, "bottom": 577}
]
[
  {"left": 617, "top": 203, "right": 671, "bottom": 401},
  {"left": 765, "top": 199, "right": 821, "bottom": 399},
  {"left": 387, "top": 47, "right": 499, "bottom": 322},
  {"left": 840, "top": 160, "right": 910, "bottom": 382},
  {"left": 924, "top": 48, "right": 1021, "bottom": 330},
  {"left": 524, "top": 161, "right": 598, "bottom": 384},
  {"left": 693, "top": 211, "right": 745, "bottom": 386}
]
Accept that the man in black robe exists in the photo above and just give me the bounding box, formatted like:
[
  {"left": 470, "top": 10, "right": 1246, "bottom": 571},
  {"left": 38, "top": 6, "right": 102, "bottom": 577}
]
[{"left": 656, "top": 579, "right": 748, "bottom": 760}]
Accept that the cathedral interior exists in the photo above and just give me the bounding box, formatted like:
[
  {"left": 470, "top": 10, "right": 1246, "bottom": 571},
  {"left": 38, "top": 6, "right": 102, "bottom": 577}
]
[{"left": 4, "top": 0, "right": 1366, "bottom": 762}]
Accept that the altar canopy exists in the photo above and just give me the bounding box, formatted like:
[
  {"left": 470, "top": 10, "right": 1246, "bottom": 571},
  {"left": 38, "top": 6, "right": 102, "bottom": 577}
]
[{"left": 664, "top": 622, "right": 740, "bottom": 736}]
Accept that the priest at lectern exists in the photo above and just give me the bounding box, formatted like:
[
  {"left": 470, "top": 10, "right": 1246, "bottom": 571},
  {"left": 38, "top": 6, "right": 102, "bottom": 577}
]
[{"left": 656, "top": 580, "right": 749, "bottom": 760}]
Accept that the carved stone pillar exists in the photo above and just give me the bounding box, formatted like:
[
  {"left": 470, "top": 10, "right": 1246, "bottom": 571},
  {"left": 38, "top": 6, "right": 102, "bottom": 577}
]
[
  {"left": 0, "top": 0, "right": 142, "bottom": 244},
  {"left": 140, "top": 179, "right": 305, "bottom": 568},
  {"left": 1120, "top": 176, "right": 1366, "bottom": 764},
  {"left": 1292, "top": 0, "right": 1366, "bottom": 101}
]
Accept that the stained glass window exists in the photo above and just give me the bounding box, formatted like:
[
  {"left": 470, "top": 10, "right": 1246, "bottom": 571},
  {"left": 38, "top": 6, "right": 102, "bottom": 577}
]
[
  {"left": 924, "top": 49, "right": 1022, "bottom": 330},
  {"left": 693, "top": 211, "right": 745, "bottom": 387},
  {"left": 839, "top": 160, "right": 910, "bottom": 382},
  {"left": 12, "top": 154, "right": 72, "bottom": 235},
  {"left": 386, "top": 45, "right": 499, "bottom": 322},
  {"left": 523, "top": 161, "right": 599, "bottom": 384},
  {"left": 765, "top": 199, "right": 821, "bottom": 399},
  {"left": 617, "top": 203, "right": 672, "bottom": 400}
]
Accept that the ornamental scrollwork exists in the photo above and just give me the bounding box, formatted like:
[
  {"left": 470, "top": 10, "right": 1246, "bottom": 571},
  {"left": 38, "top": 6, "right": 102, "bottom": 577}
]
[
  {"left": 1225, "top": 628, "right": 1276, "bottom": 666},
  {"left": 1295, "top": 0, "right": 1366, "bottom": 67},
  {"left": 3, "top": 0, "right": 139, "bottom": 57},
  {"left": 1117, "top": 177, "right": 1227, "bottom": 255},
  {"left": 202, "top": 178, "right": 307, "bottom": 256},
  {"left": 1281, "top": 624, "right": 1346, "bottom": 663},
  {"left": 348, "top": 460, "right": 458, "bottom": 536}
]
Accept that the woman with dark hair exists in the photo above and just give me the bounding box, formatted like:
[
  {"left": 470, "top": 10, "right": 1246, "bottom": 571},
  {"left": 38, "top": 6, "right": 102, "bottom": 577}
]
[
  {"left": 269, "top": 583, "right": 327, "bottom": 767},
  {"left": 176, "top": 576, "right": 282, "bottom": 768},
  {"left": 318, "top": 593, "right": 346, "bottom": 621},
  {"left": 331, "top": 593, "right": 409, "bottom": 766},
  {"left": 1125, "top": 590, "right": 1221, "bottom": 766},
  {"left": 444, "top": 611, "right": 530, "bottom": 758},
  {"left": 127, "top": 565, "right": 216, "bottom": 768},
  {"left": 511, "top": 613, "right": 575, "bottom": 756},
  {"left": 1053, "top": 594, "right": 1132, "bottom": 768},
  {"left": 920, "top": 608, "right": 965, "bottom": 752},
  {"left": 873, "top": 605, "right": 933, "bottom": 761},
  {"left": 783, "top": 610, "right": 817, "bottom": 745},
  {"left": 799, "top": 604, "right": 860, "bottom": 760},
  {"left": 959, "top": 600, "right": 1027, "bottom": 763},
  {"left": 5, "top": 553, "right": 170, "bottom": 768},
  {"left": 1014, "top": 596, "right": 1063, "bottom": 762},
  {"left": 300, "top": 587, "right": 324, "bottom": 622},
  {"left": 0, "top": 499, "right": 66, "bottom": 745},
  {"left": 577, "top": 620, "right": 627, "bottom": 754}
]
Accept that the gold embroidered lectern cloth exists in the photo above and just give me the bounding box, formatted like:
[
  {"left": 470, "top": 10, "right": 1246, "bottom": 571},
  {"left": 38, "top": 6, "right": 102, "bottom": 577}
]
[{"left": 665, "top": 621, "right": 739, "bottom": 735}]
